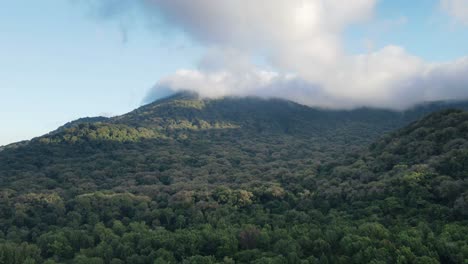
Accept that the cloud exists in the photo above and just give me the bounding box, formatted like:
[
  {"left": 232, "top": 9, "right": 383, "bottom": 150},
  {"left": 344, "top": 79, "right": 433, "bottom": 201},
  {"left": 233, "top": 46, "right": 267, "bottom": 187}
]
[
  {"left": 148, "top": 68, "right": 357, "bottom": 109},
  {"left": 441, "top": 0, "right": 468, "bottom": 25},
  {"left": 90, "top": 0, "right": 468, "bottom": 110},
  {"left": 147, "top": 53, "right": 468, "bottom": 110}
]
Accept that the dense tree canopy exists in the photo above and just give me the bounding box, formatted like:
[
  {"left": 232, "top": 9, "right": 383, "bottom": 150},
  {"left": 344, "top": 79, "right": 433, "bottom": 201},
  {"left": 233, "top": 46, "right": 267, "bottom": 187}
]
[{"left": 0, "top": 94, "right": 467, "bottom": 263}]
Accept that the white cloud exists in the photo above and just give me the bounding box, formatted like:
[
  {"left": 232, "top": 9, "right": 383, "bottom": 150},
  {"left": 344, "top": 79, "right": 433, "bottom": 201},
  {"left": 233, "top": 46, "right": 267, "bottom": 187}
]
[
  {"left": 441, "top": 0, "right": 468, "bottom": 25},
  {"left": 148, "top": 53, "right": 468, "bottom": 110},
  {"left": 91, "top": 0, "right": 468, "bottom": 109}
]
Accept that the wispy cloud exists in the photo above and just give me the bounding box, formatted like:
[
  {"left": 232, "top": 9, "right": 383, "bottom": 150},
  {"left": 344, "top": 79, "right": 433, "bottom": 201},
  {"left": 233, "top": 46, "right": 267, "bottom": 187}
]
[{"left": 441, "top": 0, "right": 468, "bottom": 25}]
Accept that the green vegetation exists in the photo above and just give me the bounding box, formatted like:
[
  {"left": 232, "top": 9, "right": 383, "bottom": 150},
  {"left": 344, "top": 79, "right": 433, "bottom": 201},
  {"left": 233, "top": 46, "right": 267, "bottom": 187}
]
[
  {"left": 0, "top": 94, "right": 467, "bottom": 263},
  {"left": 38, "top": 123, "right": 162, "bottom": 144}
]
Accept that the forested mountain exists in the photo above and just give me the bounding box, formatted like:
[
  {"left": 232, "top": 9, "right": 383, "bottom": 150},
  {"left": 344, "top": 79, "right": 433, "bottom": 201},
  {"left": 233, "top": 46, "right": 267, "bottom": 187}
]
[{"left": 0, "top": 94, "right": 467, "bottom": 263}]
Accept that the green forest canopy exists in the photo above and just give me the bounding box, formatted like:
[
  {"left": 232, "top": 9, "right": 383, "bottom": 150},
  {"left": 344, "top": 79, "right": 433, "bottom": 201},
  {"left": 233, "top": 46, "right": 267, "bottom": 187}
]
[{"left": 0, "top": 95, "right": 467, "bottom": 263}]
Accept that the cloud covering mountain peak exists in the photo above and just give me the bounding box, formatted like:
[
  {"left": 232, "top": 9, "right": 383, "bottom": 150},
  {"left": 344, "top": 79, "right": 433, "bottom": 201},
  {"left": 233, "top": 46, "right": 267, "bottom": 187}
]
[{"left": 92, "top": 0, "right": 468, "bottom": 110}]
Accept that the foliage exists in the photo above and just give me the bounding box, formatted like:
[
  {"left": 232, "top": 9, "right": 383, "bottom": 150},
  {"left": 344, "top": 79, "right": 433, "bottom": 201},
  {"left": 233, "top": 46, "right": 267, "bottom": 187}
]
[{"left": 0, "top": 95, "right": 467, "bottom": 263}]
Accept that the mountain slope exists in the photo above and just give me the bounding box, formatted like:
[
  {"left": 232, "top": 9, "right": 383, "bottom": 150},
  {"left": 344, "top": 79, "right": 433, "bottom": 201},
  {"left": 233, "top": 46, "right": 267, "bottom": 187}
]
[
  {"left": 1, "top": 95, "right": 468, "bottom": 197},
  {"left": 50, "top": 116, "right": 110, "bottom": 134},
  {"left": 21, "top": 94, "right": 468, "bottom": 147},
  {"left": 317, "top": 109, "right": 468, "bottom": 217},
  {"left": 2, "top": 95, "right": 467, "bottom": 196},
  {"left": 0, "top": 95, "right": 468, "bottom": 263}
]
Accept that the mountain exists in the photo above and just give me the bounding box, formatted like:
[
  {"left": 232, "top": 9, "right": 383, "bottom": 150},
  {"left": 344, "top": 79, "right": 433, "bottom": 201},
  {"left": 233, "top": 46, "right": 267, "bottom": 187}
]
[
  {"left": 1, "top": 94, "right": 467, "bottom": 193},
  {"left": 0, "top": 94, "right": 467, "bottom": 263}
]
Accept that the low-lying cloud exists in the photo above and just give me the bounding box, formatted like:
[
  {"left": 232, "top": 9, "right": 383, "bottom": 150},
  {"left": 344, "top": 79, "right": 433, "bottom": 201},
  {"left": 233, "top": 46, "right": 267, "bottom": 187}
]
[{"left": 89, "top": 0, "right": 468, "bottom": 110}]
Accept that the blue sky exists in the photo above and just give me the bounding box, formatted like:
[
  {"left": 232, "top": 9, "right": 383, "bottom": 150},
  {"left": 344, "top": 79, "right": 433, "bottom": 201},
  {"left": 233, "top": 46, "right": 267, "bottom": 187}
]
[
  {"left": 0, "top": 1, "right": 202, "bottom": 145},
  {"left": 1, "top": 0, "right": 467, "bottom": 145},
  {"left": 346, "top": 0, "right": 468, "bottom": 60}
]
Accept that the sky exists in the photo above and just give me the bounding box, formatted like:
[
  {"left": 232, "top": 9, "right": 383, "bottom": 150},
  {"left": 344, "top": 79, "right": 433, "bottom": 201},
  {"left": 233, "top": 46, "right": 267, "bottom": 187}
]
[{"left": 1, "top": 0, "right": 468, "bottom": 146}]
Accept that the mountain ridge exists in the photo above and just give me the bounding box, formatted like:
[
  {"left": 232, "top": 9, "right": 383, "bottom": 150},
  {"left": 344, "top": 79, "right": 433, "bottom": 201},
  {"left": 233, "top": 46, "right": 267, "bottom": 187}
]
[
  {"left": 3, "top": 93, "right": 468, "bottom": 149},
  {"left": 0, "top": 94, "right": 468, "bottom": 263},
  {"left": 5, "top": 94, "right": 468, "bottom": 148}
]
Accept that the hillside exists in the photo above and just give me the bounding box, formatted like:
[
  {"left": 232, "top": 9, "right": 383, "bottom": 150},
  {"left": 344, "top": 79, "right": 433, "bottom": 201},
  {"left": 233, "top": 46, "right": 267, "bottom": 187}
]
[
  {"left": 1, "top": 95, "right": 467, "bottom": 194},
  {"left": 317, "top": 109, "right": 468, "bottom": 215},
  {"left": 0, "top": 95, "right": 467, "bottom": 263},
  {"left": 50, "top": 117, "right": 110, "bottom": 135}
]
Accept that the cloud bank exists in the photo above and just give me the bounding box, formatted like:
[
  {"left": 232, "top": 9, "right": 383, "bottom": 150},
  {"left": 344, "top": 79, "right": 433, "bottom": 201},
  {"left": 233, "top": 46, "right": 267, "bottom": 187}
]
[{"left": 92, "top": 0, "right": 468, "bottom": 110}]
